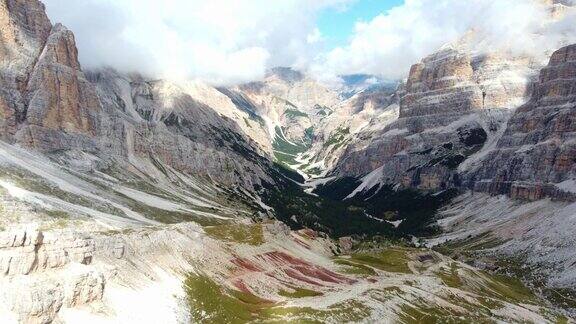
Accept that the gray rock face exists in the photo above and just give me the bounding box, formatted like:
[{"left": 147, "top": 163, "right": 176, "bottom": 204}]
[
  {"left": 89, "top": 69, "right": 274, "bottom": 189},
  {"left": 468, "top": 44, "right": 576, "bottom": 200},
  {"left": 333, "top": 48, "right": 535, "bottom": 191},
  {"left": 0, "top": 0, "right": 278, "bottom": 195}
]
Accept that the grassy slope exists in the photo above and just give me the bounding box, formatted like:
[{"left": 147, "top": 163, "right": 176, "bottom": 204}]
[
  {"left": 184, "top": 239, "right": 568, "bottom": 323},
  {"left": 272, "top": 125, "right": 313, "bottom": 167}
]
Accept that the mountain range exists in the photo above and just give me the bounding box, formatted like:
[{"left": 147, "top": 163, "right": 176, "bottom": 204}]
[{"left": 0, "top": 0, "right": 575, "bottom": 323}]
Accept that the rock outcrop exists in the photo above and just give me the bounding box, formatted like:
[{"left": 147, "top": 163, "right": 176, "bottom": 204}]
[
  {"left": 0, "top": 226, "right": 104, "bottom": 323},
  {"left": 0, "top": 226, "right": 94, "bottom": 276},
  {"left": 468, "top": 44, "right": 576, "bottom": 200}
]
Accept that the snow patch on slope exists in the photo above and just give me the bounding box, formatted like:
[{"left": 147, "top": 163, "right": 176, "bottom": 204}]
[
  {"left": 556, "top": 179, "right": 576, "bottom": 194},
  {"left": 345, "top": 167, "right": 384, "bottom": 200}
]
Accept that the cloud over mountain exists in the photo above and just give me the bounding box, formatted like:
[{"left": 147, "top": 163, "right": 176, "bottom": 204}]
[
  {"left": 43, "top": 0, "right": 351, "bottom": 85},
  {"left": 313, "top": 0, "right": 576, "bottom": 81},
  {"left": 44, "top": 0, "right": 576, "bottom": 85}
]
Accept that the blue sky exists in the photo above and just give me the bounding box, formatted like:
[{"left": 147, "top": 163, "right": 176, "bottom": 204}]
[{"left": 317, "top": 0, "right": 404, "bottom": 49}]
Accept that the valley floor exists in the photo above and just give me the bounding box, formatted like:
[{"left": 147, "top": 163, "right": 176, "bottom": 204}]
[
  {"left": 0, "top": 143, "right": 572, "bottom": 323},
  {"left": 0, "top": 217, "right": 570, "bottom": 323}
]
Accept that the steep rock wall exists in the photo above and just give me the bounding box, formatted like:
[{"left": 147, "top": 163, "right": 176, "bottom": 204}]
[
  {"left": 333, "top": 48, "right": 535, "bottom": 192},
  {"left": 468, "top": 44, "right": 576, "bottom": 201}
]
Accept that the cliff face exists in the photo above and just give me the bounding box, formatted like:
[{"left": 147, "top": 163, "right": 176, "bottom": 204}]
[
  {"left": 468, "top": 44, "right": 576, "bottom": 200},
  {"left": 327, "top": 0, "right": 576, "bottom": 198},
  {"left": 333, "top": 47, "right": 535, "bottom": 192},
  {"left": 0, "top": 0, "right": 51, "bottom": 139},
  {"left": 0, "top": 0, "right": 280, "bottom": 193},
  {"left": 17, "top": 23, "right": 101, "bottom": 152},
  {"left": 0, "top": 1, "right": 100, "bottom": 151},
  {"left": 401, "top": 50, "right": 480, "bottom": 118},
  {"left": 327, "top": 40, "right": 576, "bottom": 202}
]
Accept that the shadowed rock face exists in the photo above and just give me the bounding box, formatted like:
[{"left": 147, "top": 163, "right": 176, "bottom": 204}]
[{"left": 469, "top": 44, "right": 576, "bottom": 201}]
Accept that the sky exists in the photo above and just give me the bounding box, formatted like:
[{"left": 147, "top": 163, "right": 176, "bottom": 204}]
[
  {"left": 317, "top": 0, "right": 404, "bottom": 49},
  {"left": 42, "top": 0, "right": 576, "bottom": 86}
]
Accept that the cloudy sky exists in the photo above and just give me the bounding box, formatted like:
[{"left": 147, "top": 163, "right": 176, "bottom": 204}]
[{"left": 43, "top": 0, "right": 576, "bottom": 85}]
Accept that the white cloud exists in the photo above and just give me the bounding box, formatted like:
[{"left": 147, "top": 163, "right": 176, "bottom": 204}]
[
  {"left": 42, "top": 0, "right": 576, "bottom": 85},
  {"left": 307, "top": 28, "right": 323, "bottom": 44},
  {"left": 43, "top": 0, "right": 351, "bottom": 85},
  {"left": 312, "top": 0, "right": 576, "bottom": 81}
]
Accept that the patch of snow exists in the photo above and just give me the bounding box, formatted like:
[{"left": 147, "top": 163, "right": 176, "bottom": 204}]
[
  {"left": 345, "top": 166, "right": 384, "bottom": 200},
  {"left": 386, "top": 219, "right": 404, "bottom": 228},
  {"left": 302, "top": 176, "right": 336, "bottom": 195},
  {"left": 556, "top": 178, "right": 576, "bottom": 194}
]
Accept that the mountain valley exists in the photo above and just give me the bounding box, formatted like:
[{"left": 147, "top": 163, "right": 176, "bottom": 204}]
[{"left": 0, "top": 0, "right": 576, "bottom": 323}]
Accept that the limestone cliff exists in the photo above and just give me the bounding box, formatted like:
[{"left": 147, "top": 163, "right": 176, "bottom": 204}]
[
  {"left": 468, "top": 44, "right": 576, "bottom": 201},
  {"left": 17, "top": 23, "right": 101, "bottom": 152},
  {"left": 0, "top": 0, "right": 100, "bottom": 151},
  {"left": 0, "top": 0, "right": 280, "bottom": 194},
  {"left": 333, "top": 47, "right": 536, "bottom": 192}
]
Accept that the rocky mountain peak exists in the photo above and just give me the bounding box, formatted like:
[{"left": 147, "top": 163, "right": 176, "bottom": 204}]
[
  {"left": 0, "top": 0, "right": 52, "bottom": 47},
  {"left": 400, "top": 49, "right": 480, "bottom": 119},
  {"left": 266, "top": 67, "right": 304, "bottom": 84},
  {"left": 536, "top": 43, "right": 576, "bottom": 102},
  {"left": 406, "top": 49, "right": 473, "bottom": 94},
  {"left": 0, "top": 0, "right": 100, "bottom": 151},
  {"left": 16, "top": 21, "right": 101, "bottom": 151}
]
